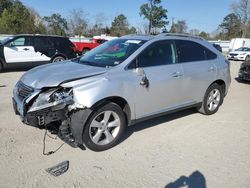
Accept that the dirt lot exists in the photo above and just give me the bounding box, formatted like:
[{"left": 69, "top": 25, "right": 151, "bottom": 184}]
[{"left": 0, "top": 61, "right": 249, "bottom": 188}]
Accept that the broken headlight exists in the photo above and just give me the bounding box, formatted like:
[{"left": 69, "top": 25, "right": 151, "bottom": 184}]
[{"left": 28, "top": 88, "right": 73, "bottom": 112}]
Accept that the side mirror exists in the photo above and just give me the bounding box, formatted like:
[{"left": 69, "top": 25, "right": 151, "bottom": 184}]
[{"left": 135, "top": 67, "right": 145, "bottom": 76}]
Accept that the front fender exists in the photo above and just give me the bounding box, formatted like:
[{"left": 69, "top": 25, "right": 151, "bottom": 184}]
[{"left": 61, "top": 73, "right": 136, "bottom": 120}]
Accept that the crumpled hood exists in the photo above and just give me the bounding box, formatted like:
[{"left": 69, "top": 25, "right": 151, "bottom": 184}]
[{"left": 20, "top": 61, "right": 107, "bottom": 89}]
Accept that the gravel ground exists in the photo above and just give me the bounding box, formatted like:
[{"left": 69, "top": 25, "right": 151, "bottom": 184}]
[{"left": 0, "top": 61, "right": 249, "bottom": 188}]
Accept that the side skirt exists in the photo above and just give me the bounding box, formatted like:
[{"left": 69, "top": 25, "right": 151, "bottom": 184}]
[{"left": 130, "top": 103, "right": 202, "bottom": 126}]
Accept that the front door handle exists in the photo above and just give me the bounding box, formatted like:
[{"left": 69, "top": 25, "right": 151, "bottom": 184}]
[
  {"left": 172, "top": 72, "right": 183, "bottom": 77},
  {"left": 23, "top": 48, "right": 29, "bottom": 51}
]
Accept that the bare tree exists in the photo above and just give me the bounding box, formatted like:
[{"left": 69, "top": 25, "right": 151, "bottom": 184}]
[
  {"left": 68, "top": 9, "right": 88, "bottom": 37},
  {"left": 231, "top": 0, "right": 250, "bottom": 37},
  {"left": 93, "top": 12, "right": 107, "bottom": 35},
  {"left": 170, "top": 20, "right": 188, "bottom": 33},
  {"left": 189, "top": 29, "right": 200, "bottom": 36}
]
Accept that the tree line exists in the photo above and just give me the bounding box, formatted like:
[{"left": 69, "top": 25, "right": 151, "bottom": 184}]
[{"left": 0, "top": 0, "right": 250, "bottom": 40}]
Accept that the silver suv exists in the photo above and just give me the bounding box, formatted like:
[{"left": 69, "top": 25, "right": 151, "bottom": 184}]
[{"left": 13, "top": 34, "right": 231, "bottom": 151}]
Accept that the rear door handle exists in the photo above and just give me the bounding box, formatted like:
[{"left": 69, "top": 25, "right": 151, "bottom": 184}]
[
  {"left": 23, "top": 48, "right": 29, "bottom": 51},
  {"left": 208, "top": 66, "right": 215, "bottom": 72},
  {"left": 172, "top": 72, "right": 183, "bottom": 77}
]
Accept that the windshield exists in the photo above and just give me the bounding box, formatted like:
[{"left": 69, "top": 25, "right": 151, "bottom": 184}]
[
  {"left": 79, "top": 39, "right": 146, "bottom": 67},
  {"left": 1, "top": 37, "right": 14, "bottom": 45},
  {"left": 236, "top": 47, "right": 250, "bottom": 51}
]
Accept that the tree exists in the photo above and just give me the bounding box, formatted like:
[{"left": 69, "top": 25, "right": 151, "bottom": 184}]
[
  {"left": 170, "top": 20, "right": 188, "bottom": 33},
  {"left": 219, "top": 13, "right": 241, "bottom": 39},
  {"left": 199, "top": 31, "right": 209, "bottom": 39},
  {"left": 110, "top": 14, "right": 129, "bottom": 36},
  {"left": 0, "top": 0, "right": 13, "bottom": 15},
  {"left": 43, "top": 13, "right": 68, "bottom": 36},
  {"left": 231, "top": 0, "right": 250, "bottom": 37},
  {"left": 189, "top": 29, "right": 200, "bottom": 36},
  {"left": 88, "top": 13, "right": 108, "bottom": 36},
  {"left": 129, "top": 26, "right": 137, "bottom": 34},
  {"left": 68, "top": 9, "right": 88, "bottom": 37},
  {"left": 140, "top": 0, "right": 168, "bottom": 34},
  {"left": 0, "top": 0, "right": 37, "bottom": 34},
  {"left": 28, "top": 8, "right": 47, "bottom": 34}
]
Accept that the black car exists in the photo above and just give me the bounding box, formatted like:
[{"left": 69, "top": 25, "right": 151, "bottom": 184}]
[
  {"left": 238, "top": 61, "right": 250, "bottom": 81},
  {"left": 0, "top": 34, "right": 77, "bottom": 71}
]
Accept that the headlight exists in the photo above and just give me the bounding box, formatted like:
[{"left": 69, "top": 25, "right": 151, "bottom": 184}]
[{"left": 28, "top": 87, "right": 73, "bottom": 112}]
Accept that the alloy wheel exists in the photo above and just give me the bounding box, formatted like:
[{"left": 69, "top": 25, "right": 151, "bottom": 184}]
[
  {"left": 89, "top": 110, "right": 121, "bottom": 145},
  {"left": 207, "top": 89, "right": 221, "bottom": 111}
]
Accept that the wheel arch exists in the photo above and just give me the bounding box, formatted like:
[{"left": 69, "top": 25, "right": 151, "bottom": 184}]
[
  {"left": 210, "top": 79, "right": 226, "bottom": 96},
  {"left": 90, "top": 96, "right": 132, "bottom": 126},
  {"left": 51, "top": 53, "right": 67, "bottom": 62},
  {"left": 82, "top": 47, "right": 91, "bottom": 51}
]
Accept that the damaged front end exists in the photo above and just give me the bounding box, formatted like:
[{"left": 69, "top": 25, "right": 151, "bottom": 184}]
[{"left": 13, "top": 81, "right": 89, "bottom": 148}]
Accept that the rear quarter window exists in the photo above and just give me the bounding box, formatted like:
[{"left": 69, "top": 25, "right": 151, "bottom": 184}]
[{"left": 175, "top": 40, "right": 217, "bottom": 63}]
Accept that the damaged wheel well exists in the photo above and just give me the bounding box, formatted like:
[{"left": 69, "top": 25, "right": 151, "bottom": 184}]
[{"left": 91, "top": 97, "right": 131, "bottom": 126}]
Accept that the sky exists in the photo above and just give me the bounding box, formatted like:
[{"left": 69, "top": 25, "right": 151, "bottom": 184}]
[{"left": 20, "top": 0, "right": 236, "bottom": 33}]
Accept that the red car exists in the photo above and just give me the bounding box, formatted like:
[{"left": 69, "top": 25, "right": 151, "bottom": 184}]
[{"left": 73, "top": 38, "right": 107, "bottom": 54}]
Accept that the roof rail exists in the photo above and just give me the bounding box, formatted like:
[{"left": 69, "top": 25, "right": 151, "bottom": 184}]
[{"left": 157, "top": 33, "right": 205, "bottom": 41}]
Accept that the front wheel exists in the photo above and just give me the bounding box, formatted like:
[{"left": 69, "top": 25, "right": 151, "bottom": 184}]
[
  {"left": 197, "top": 83, "right": 223, "bottom": 115},
  {"left": 83, "top": 103, "right": 126, "bottom": 151},
  {"left": 245, "top": 55, "right": 250, "bottom": 61}
]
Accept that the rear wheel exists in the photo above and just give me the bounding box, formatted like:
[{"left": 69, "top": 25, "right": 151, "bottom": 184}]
[
  {"left": 82, "top": 48, "right": 90, "bottom": 54},
  {"left": 52, "top": 56, "right": 65, "bottom": 63},
  {"left": 83, "top": 102, "right": 126, "bottom": 151},
  {"left": 198, "top": 83, "right": 223, "bottom": 115}
]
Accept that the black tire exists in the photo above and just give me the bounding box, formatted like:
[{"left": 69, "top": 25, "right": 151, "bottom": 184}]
[
  {"left": 82, "top": 48, "right": 90, "bottom": 54},
  {"left": 52, "top": 56, "right": 65, "bottom": 63},
  {"left": 197, "top": 83, "right": 223, "bottom": 115},
  {"left": 245, "top": 55, "right": 250, "bottom": 61},
  {"left": 0, "top": 62, "right": 3, "bottom": 72},
  {"left": 83, "top": 102, "right": 126, "bottom": 151}
]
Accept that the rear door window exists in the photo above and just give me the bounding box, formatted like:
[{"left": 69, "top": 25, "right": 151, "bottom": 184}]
[
  {"left": 33, "top": 37, "right": 53, "bottom": 49},
  {"left": 175, "top": 40, "right": 217, "bottom": 63}
]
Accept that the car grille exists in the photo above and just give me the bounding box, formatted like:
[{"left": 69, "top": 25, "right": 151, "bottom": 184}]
[
  {"left": 16, "top": 81, "right": 34, "bottom": 101},
  {"left": 241, "top": 66, "right": 250, "bottom": 72}
]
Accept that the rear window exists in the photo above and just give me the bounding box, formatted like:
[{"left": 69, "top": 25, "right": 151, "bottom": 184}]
[
  {"left": 175, "top": 40, "right": 217, "bottom": 63},
  {"left": 52, "top": 37, "right": 74, "bottom": 48},
  {"left": 33, "top": 37, "right": 53, "bottom": 48}
]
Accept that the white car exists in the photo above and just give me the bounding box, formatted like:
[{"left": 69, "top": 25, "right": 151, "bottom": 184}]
[{"left": 228, "top": 47, "right": 250, "bottom": 61}]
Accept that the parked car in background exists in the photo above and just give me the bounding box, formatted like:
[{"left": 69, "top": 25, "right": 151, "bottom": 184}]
[
  {"left": 238, "top": 61, "right": 250, "bottom": 81},
  {"left": 0, "top": 34, "right": 77, "bottom": 72},
  {"left": 12, "top": 34, "right": 231, "bottom": 151},
  {"left": 227, "top": 47, "right": 250, "bottom": 61},
  {"left": 73, "top": 38, "right": 107, "bottom": 54},
  {"left": 229, "top": 38, "right": 250, "bottom": 52}
]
